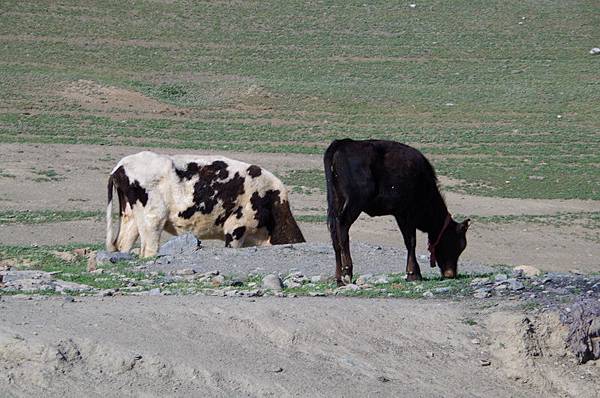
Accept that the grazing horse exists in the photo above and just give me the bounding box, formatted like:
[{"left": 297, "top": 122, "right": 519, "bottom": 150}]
[{"left": 324, "top": 139, "right": 469, "bottom": 285}]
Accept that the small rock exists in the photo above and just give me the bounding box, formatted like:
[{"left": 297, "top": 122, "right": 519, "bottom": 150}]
[
  {"left": 211, "top": 275, "right": 226, "bottom": 287},
  {"left": 377, "top": 375, "right": 391, "bottom": 383},
  {"left": 63, "top": 296, "right": 75, "bottom": 303},
  {"left": 174, "top": 268, "right": 196, "bottom": 276},
  {"left": 423, "top": 291, "right": 434, "bottom": 298},
  {"left": 470, "top": 277, "right": 490, "bottom": 286},
  {"left": 309, "top": 291, "right": 326, "bottom": 297},
  {"left": 508, "top": 279, "right": 525, "bottom": 291},
  {"left": 590, "top": 47, "right": 600, "bottom": 55},
  {"left": 433, "top": 287, "right": 450, "bottom": 294},
  {"left": 96, "top": 251, "right": 133, "bottom": 264},
  {"left": 570, "top": 269, "right": 584, "bottom": 275},
  {"left": 471, "top": 338, "right": 481, "bottom": 345},
  {"left": 495, "top": 274, "right": 508, "bottom": 283},
  {"left": 283, "top": 279, "right": 302, "bottom": 289},
  {"left": 271, "top": 367, "right": 284, "bottom": 373},
  {"left": 72, "top": 247, "right": 92, "bottom": 257},
  {"left": 147, "top": 288, "right": 161, "bottom": 296},
  {"left": 310, "top": 275, "right": 323, "bottom": 283},
  {"left": 356, "top": 274, "right": 373, "bottom": 286},
  {"left": 480, "top": 359, "right": 491, "bottom": 366},
  {"left": 52, "top": 251, "right": 77, "bottom": 262},
  {"left": 90, "top": 268, "right": 104, "bottom": 275},
  {"left": 513, "top": 265, "right": 541, "bottom": 277},
  {"left": 474, "top": 288, "right": 492, "bottom": 299},
  {"left": 262, "top": 274, "right": 283, "bottom": 291}
]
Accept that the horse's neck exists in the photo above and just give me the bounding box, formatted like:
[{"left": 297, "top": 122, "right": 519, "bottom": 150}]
[{"left": 425, "top": 191, "right": 449, "bottom": 238}]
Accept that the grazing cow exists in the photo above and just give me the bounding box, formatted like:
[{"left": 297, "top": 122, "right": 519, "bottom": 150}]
[
  {"left": 106, "top": 151, "right": 305, "bottom": 257},
  {"left": 324, "top": 139, "right": 470, "bottom": 285}
]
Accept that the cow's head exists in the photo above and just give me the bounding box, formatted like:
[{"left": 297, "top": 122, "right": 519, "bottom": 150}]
[{"left": 433, "top": 218, "right": 470, "bottom": 278}]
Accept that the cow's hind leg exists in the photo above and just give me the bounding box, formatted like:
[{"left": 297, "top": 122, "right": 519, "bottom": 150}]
[
  {"left": 396, "top": 217, "right": 422, "bottom": 281},
  {"left": 115, "top": 208, "right": 139, "bottom": 253}
]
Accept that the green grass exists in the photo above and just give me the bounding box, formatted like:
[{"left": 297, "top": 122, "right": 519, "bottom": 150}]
[
  {"left": 0, "top": 1, "right": 598, "bottom": 199},
  {"left": 0, "top": 210, "right": 104, "bottom": 225}
]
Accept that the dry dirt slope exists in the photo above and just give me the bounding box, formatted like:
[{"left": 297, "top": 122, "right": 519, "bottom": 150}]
[{"left": 1, "top": 295, "right": 598, "bottom": 398}]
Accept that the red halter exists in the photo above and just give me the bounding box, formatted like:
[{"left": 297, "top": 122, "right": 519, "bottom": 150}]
[{"left": 428, "top": 213, "right": 452, "bottom": 268}]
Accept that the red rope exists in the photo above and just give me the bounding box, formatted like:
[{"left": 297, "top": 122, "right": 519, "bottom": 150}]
[{"left": 428, "top": 213, "right": 452, "bottom": 268}]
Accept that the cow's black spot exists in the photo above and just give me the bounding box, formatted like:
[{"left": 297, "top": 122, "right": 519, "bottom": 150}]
[
  {"left": 234, "top": 206, "right": 243, "bottom": 219},
  {"left": 112, "top": 166, "right": 148, "bottom": 210},
  {"left": 232, "top": 226, "right": 246, "bottom": 240},
  {"left": 247, "top": 165, "right": 262, "bottom": 178},
  {"left": 225, "top": 226, "right": 246, "bottom": 247},
  {"left": 250, "top": 189, "right": 281, "bottom": 235},
  {"left": 176, "top": 161, "right": 228, "bottom": 181},
  {"left": 177, "top": 161, "right": 245, "bottom": 224},
  {"left": 224, "top": 233, "right": 233, "bottom": 247}
]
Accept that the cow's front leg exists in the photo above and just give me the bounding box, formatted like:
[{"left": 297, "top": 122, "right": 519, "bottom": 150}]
[
  {"left": 135, "top": 207, "right": 165, "bottom": 258},
  {"left": 224, "top": 224, "right": 247, "bottom": 248},
  {"left": 397, "top": 220, "right": 422, "bottom": 281}
]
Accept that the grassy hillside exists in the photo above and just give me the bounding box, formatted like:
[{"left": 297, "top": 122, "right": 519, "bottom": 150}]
[{"left": 0, "top": 0, "right": 598, "bottom": 199}]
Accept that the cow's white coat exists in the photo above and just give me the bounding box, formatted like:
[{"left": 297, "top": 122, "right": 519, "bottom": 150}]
[{"left": 106, "top": 151, "right": 292, "bottom": 257}]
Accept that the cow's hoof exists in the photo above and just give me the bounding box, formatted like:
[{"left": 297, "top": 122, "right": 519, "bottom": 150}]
[{"left": 405, "top": 273, "right": 422, "bottom": 282}]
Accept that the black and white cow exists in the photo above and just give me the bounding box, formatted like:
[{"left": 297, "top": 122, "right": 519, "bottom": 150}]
[{"left": 106, "top": 151, "right": 305, "bottom": 257}]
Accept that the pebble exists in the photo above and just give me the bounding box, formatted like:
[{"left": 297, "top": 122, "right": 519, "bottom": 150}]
[
  {"left": 96, "top": 251, "right": 133, "bottom": 264},
  {"left": 495, "top": 274, "right": 508, "bottom": 283},
  {"left": 590, "top": 47, "right": 600, "bottom": 55},
  {"left": 63, "top": 296, "right": 75, "bottom": 303},
  {"left": 480, "top": 359, "right": 491, "bottom": 366},
  {"left": 309, "top": 291, "right": 326, "bottom": 297},
  {"left": 474, "top": 288, "right": 492, "bottom": 299},
  {"left": 211, "top": 275, "right": 226, "bottom": 287},
  {"left": 513, "top": 265, "right": 541, "bottom": 277},
  {"left": 147, "top": 288, "right": 161, "bottom": 296},
  {"left": 434, "top": 287, "right": 450, "bottom": 294},
  {"left": 423, "top": 291, "right": 434, "bottom": 298}
]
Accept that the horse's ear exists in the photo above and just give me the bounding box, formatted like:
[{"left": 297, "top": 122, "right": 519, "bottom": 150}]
[{"left": 458, "top": 218, "right": 470, "bottom": 233}]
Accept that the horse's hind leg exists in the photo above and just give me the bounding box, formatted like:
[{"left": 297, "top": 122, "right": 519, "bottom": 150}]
[
  {"left": 396, "top": 217, "right": 422, "bottom": 281},
  {"left": 332, "top": 208, "right": 361, "bottom": 286}
]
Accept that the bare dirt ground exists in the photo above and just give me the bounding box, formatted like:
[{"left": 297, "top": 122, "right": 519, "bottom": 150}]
[
  {"left": 2, "top": 295, "right": 598, "bottom": 398},
  {"left": 0, "top": 142, "right": 598, "bottom": 273}
]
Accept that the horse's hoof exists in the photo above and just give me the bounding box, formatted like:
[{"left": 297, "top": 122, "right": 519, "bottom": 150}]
[{"left": 405, "top": 273, "right": 422, "bottom": 282}]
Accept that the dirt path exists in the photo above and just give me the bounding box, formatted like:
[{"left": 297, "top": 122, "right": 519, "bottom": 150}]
[
  {"left": 0, "top": 295, "right": 561, "bottom": 398},
  {"left": 1, "top": 143, "right": 599, "bottom": 273}
]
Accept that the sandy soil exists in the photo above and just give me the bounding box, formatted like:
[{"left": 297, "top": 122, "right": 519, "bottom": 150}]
[
  {"left": 0, "top": 142, "right": 598, "bottom": 273},
  {"left": 3, "top": 295, "right": 596, "bottom": 398}
]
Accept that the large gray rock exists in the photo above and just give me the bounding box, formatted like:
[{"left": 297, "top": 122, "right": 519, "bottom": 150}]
[{"left": 158, "top": 234, "right": 201, "bottom": 256}]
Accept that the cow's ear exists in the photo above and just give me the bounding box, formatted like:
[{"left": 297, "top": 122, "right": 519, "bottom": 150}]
[{"left": 458, "top": 219, "right": 470, "bottom": 233}]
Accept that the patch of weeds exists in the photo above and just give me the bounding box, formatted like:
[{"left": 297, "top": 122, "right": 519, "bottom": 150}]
[
  {"left": 462, "top": 318, "right": 478, "bottom": 326},
  {"left": 281, "top": 169, "right": 325, "bottom": 193},
  {"left": 0, "top": 169, "right": 16, "bottom": 178},
  {"left": 30, "top": 168, "right": 65, "bottom": 182},
  {"left": 0, "top": 210, "right": 104, "bottom": 225}
]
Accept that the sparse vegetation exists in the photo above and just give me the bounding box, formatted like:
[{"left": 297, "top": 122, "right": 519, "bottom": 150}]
[
  {"left": 0, "top": 1, "right": 597, "bottom": 200},
  {"left": 0, "top": 210, "right": 103, "bottom": 225}
]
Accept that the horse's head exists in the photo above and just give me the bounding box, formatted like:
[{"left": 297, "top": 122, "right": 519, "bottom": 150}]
[{"left": 433, "top": 218, "right": 470, "bottom": 278}]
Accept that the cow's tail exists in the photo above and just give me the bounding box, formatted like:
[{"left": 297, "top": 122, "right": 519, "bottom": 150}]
[
  {"left": 105, "top": 173, "right": 119, "bottom": 251},
  {"left": 323, "top": 140, "right": 346, "bottom": 240},
  {"left": 270, "top": 196, "right": 305, "bottom": 245}
]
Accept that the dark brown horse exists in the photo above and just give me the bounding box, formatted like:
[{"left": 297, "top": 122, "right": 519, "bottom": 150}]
[{"left": 324, "top": 139, "right": 469, "bottom": 285}]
